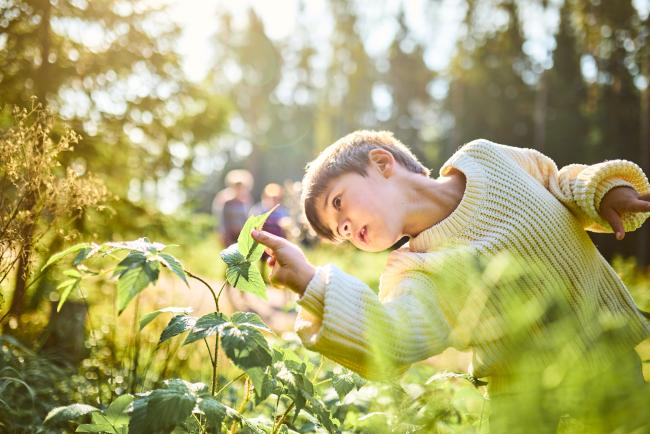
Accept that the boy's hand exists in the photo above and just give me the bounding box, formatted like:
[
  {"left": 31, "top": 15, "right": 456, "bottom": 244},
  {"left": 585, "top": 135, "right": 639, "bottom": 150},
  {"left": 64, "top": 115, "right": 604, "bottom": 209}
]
[
  {"left": 599, "top": 186, "right": 650, "bottom": 240},
  {"left": 251, "top": 230, "right": 315, "bottom": 296}
]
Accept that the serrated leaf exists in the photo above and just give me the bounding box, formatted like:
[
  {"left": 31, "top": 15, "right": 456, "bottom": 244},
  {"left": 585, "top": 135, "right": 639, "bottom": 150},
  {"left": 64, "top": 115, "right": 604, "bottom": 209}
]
[
  {"left": 221, "top": 324, "right": 272, "bottom": 370},
  {"left": 81, "top": 393, "right": 133, "bottom": 433},
  {"left": 140, "top": 306, "right": 193, "bottom": 330},
  {"left": 113, "top": 251, "right": 146, "bottom": 278},
  {"left": 158, "top": 252, "right": 189, "bottom": 286},
  {"left": 128, "top": 387, "right": 196, "bottom": 434},
  {"left": 229, "top": 265, "right": 267, "bottom": 299},
  {"left": 159, "top": 314, "right": 197, "bottom": 344},
  {"left": 220, "top": 244, "right": 267, "bottom": 299},
  {"left": 73, "top": 243, "right": 102, "bottom": 266},
  {"left": 43, "top": 403, "right": 99, "bottom": 426},
  {"left": 56, "top": 276, "right": 82, "bottom": 313},
  {"left": 246, "top": 367, "right": 275, "bottom": 404},
  {"left": 198, "top": 397, "right": 227, "bottom": 430},
  {"left": 308, "top": 397, "right": 337, "bottom": 432},
  {"left": 332, "top": 372, "right": 356, "bottom": 399},
  {"left": 183, "top": 312, "right": 228, "bottom": 345},
  {"left": 106, "top": 394, "right": 134, "bottom": 417},
  {"left": 116, "top": 257, "right": 159, "bottom": 315},
  {"left": 106, "top": 238, "right": 165, "bottom": 254},
  {"left": 75, "top": 423, "right": 115, "bottom": 433},
  {"left": 231, "top": 312, "right": 272, "bottom": 333},
  {"left": 42, "top": 243, "right": 91, "bottom": 271},
  {"left": 237, "top": 206, "right": 277, "bottom": 261}
]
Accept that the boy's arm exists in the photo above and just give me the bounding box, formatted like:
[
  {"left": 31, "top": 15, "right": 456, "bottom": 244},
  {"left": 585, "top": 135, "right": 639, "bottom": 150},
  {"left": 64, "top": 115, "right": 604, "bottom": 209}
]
[
  {"left": 295, "top": 264, "right": 451, "bottom": 380},
  {"left": 250, "top": 229, "right": 450, "bottom": 380},
  {"left": 483, "top": 140, "right": 650, "bottom": 234}
]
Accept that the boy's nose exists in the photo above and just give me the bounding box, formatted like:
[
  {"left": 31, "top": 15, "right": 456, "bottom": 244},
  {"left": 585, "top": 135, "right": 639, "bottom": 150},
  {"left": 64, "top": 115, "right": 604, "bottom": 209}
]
[{"left": 340, "top": 221, "right": 352, "bottom": 239}]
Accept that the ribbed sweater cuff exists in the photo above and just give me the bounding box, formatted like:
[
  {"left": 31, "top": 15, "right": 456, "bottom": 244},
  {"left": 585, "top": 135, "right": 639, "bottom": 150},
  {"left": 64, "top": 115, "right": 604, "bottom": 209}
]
[
  {"left": 577, "top": 160, "right": 650, "bottom": 232},
  {"left": 297, "top": 266, "right": 327, "bottom": 316}
]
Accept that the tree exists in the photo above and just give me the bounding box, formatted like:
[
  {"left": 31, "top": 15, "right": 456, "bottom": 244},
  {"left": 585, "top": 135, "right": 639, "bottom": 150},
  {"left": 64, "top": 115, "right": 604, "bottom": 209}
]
[
  {"left": 446, "top": 0, "right": 535, "bottom": 148},
  {"left": 0, "top": 0, "right": 229, "bottom": 315},
  {"left": 542, "top": 0, "right": 590, "bottom": 165},
  {"left": 381, "top": 10, "right": 435, "bottom": 165}
]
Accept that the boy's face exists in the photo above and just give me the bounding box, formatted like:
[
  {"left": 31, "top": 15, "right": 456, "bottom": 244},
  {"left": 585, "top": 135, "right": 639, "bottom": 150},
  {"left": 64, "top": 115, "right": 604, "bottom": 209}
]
[{"left": 316, "top": 165, "right": 405, "bottom": 252}]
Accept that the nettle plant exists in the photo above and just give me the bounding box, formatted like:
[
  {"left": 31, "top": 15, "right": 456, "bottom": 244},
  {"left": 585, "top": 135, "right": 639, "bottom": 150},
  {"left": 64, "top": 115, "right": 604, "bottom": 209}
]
[{"left": 42, "top": 210, "right": 364, "bottom": 434}]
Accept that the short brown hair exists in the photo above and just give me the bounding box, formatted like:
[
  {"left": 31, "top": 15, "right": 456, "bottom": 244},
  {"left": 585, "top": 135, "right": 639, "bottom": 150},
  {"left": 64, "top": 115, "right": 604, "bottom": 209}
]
[{"left": 301, "top": 130, "right": 430, "bottom": 241}]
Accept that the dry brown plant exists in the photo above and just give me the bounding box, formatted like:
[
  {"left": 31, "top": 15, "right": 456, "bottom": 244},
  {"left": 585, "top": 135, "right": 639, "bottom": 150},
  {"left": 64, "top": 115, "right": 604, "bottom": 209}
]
[{"left": 0, "top": 100, "right": 109, "bottom": 316}]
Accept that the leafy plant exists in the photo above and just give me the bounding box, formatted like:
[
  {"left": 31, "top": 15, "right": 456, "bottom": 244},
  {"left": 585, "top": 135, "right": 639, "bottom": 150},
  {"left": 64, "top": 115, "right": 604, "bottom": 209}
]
[{"left": 41, "top": 210, "right": 362, "bottom": 433}]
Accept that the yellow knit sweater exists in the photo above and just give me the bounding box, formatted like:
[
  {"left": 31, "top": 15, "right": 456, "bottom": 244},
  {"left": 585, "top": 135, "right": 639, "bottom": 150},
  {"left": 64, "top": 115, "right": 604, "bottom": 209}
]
[{"left": 294, "top": 139, "right": 650, "bottom": 380}]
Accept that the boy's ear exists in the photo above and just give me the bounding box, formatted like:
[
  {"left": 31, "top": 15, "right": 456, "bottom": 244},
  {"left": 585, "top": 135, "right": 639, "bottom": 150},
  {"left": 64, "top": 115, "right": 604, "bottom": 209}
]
[{"left": 368, "top": 148, "right": 395, "bottom": 178}]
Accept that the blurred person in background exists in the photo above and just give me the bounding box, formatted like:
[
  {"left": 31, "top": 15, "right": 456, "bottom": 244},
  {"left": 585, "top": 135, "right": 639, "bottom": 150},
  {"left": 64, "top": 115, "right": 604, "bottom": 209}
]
[
  {"left": 250, "top": 183, "right": 290, "bottom": 284},
  {"left": 212, "top": 169, "right": 254, "bottom": 248},
  {"left": 211, "top": 169, "right": 254, "bottom": 311}
]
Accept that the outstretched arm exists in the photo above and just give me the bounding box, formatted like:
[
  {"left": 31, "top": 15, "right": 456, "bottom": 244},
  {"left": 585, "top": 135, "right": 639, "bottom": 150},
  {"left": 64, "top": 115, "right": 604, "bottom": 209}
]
[
  {"left": 251, "top": 230, "right": 451, "bottom": 380},
  {"left": 482, "top": 140, "right": 650, "bottom": 237}
]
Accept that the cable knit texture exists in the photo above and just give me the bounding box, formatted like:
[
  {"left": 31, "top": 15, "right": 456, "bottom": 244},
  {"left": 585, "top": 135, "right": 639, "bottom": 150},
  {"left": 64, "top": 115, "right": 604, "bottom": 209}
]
[{"left": 294, "top": 138, "right": 650, "bottom": 381}]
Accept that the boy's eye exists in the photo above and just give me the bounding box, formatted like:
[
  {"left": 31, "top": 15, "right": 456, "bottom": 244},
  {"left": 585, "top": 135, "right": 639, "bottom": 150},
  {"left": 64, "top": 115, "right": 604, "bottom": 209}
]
[{"left": 333, "top": 196, "right": 341, "bottom": 211}]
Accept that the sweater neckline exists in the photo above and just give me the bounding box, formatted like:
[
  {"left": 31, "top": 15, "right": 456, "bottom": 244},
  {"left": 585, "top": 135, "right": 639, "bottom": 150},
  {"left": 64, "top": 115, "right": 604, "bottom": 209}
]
[{"left": 409, "top": 151, "right": 486, "bottom": 252}]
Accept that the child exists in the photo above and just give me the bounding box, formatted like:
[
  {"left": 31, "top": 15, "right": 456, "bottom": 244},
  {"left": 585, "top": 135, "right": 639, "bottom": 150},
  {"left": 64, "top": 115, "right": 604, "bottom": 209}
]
[{"left": 251, "top": 131, "right": 650, "bottom": 432}]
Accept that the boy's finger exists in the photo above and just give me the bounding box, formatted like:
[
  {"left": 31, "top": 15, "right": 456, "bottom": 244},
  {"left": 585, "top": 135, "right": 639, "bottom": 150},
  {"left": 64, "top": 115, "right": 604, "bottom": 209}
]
[
  {"left": 625, "top": 199, "right": 650, "bottom": 212},
  {"left": 638, "top": 192, "right": 650, "bottom": 201},
  {"left": 251, "top": 229, "right": 284, "bottom": 249},
  {"left": 601, "top": 208, "right": 625, "bottom": 240}
]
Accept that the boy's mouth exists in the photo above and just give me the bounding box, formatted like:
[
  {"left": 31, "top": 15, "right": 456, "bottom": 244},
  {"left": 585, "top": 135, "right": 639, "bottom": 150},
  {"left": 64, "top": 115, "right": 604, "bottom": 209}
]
[{"left": 358, "top": 225, "right": 368, "bottom": 244}]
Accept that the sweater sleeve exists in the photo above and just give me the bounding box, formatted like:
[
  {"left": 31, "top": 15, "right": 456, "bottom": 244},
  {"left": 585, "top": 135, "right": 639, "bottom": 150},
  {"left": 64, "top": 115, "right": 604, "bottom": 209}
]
[
  {"left": 486, "top": 141, "right": 650, "bottom": 233},
  {"left": 293, "top": 264, "right": 451, "bottom": 380}
]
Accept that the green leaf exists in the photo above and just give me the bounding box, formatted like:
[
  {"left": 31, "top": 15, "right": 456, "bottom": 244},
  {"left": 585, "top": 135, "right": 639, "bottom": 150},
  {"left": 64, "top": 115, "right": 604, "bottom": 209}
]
[
  {"left": 42, "top": 243, "right": 91, "bottom": 271},
  {"left": 106, "top": 238, "right": 165, "bottom": 254},
  {"left": 76, "top": 423, "right": 115, "bottom": 433},
  {"left": 220, "top": 323, "right": 272, "bottom": 370},
  {"left": 44, "top": 403, "right": 99, "bottom": 426},
  {"left": 106, "top": 394, "right": 134, "bottom": 417},
  {"left": 80, "top": 394, "right": 134, "bottom": 433},
  {"left": 308, "top": 397, "right": 337, "bottom": 433},
  {"left": 228, "top": 264, "right": 267, "bottom": 299},
  {"left": 183, "top": 312, "right": 228, "bottom": 345},
  {"left": 140, "top": 306, "right": 193, "bottom": 331},
  {"left": 160, "top": 314, "right": 197, "bottom": 344},
  {"left": 231, "top": 311, "right": 272, "bottom": 333},
  {"left": 332, "top": 372, "right": 357, "bottom": 399},
  {"left": 245, "top": 367, "right": 275, "bottom": 404},
  {"left": 158, "top": 252, "right": 189, "bottom": 286},
  {"left": 56, "top": 276, "right": 82, "bottom": 313},
  {"left": 220, "top": 244, "right": 267, "bottom": 299},
  {"left": 115, "top": 253, "right": 160, "bottom": 315},
  {"left": 113, "top": 251, "right": 146, "bottom": 278},
  {"left": 198, "top": 397, "right": 227, "bottom": 431},
  {"left": 73, "top": 243, "right": 102, "bottom": 266},
  {"left": 237, "top": 206, "right": 277, "bottom": 261},
  {"left": 128, "top": 386, "right": 196, "bottom": 434}
]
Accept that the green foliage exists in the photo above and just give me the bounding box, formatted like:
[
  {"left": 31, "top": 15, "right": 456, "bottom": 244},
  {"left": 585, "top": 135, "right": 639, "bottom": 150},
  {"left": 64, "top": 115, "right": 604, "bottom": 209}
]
[
  {"left": 43, "top": 237, "right": 188, "bottom": 315},
  {"left": 140, "top": 306, "right": 193, "bottom": 331},
  {"left": 43, "top": 403, "right": 99, "bottom": 426},
  {"left": 0, "top": 335, "right": 98, "bottom": 433},
  {"left": 159, "top": 314, "right": 198, "bottom": 344},
  {"left": 76, "top": 394, "right": 134, "bottom": 434},
  {"left": 219, "top": 208, "right": 276, "bottom": 299}
]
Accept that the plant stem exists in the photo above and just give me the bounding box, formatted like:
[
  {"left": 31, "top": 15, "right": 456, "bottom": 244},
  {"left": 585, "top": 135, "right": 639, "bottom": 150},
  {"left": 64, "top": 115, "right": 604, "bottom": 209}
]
[
  {"left": 272, "top": 401, "right": 296, "bottom": 434},
  {"left": 313, "top": 377, "right": 332, "bottom": 386},
  {"left": 78, "top": 285, "right": 103, "bottom": 406},
  {"left": 184, "top": 269, "right": 220, "bottom": 312},
  {"left": 211, "top": 333, "right": 219, "bottom": 395},
  {"left": 229, "top": 377, "right": 251, "bottom": 434},
  {"left": 203, "top": 338, "right": 214, "bottom": 365},
  {"left": 215, "top": 372, "right": 246, "bottom": 397}
]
